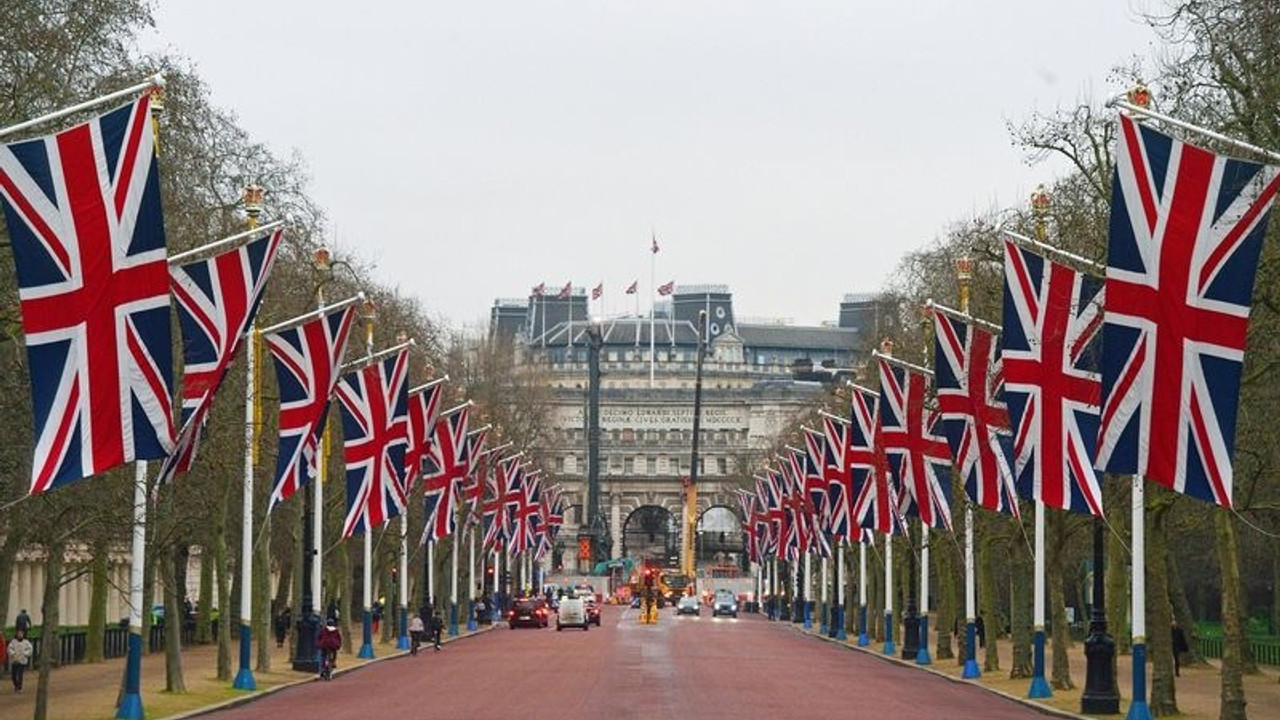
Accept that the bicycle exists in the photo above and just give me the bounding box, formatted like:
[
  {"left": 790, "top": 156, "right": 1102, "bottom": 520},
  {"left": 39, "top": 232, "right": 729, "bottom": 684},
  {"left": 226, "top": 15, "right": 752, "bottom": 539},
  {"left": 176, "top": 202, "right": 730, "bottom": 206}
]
[{"left": 319, "top": 649, "right": 336, "bottom": 681}]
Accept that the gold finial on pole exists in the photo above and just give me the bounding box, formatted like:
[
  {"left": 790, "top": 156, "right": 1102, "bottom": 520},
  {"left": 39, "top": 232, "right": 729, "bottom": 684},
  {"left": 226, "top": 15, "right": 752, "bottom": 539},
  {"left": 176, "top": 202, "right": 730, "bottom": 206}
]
[
  {"left": 361, "top": 298, "right": 378, "bottom": 357},
  {"left": 955, "top": 255, "right": 974, "bottom": 314},
  {"left": 147, "top": 83, "right": 165, "bottom": 154},
  {"left": 243, "top": 183, "right": 265, "bottom": 230},
  {"left": 1031, "top": 184, "right": 1051, "bottom": 242}
]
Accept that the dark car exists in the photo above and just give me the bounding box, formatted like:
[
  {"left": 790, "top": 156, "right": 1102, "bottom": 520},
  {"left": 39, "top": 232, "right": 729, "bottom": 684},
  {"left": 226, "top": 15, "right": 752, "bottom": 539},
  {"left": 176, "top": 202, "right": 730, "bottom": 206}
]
[
  {"left": 508, "top": 598, "right": 549, "bottom": 629},
  {"left": 712, "top": 589, "right": 739, "bottom": 618}
]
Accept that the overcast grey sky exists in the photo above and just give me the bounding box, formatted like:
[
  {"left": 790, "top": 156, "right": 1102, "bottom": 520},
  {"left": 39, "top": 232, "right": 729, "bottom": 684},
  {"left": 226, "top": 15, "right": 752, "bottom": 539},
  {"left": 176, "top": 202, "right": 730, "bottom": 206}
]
[{"left": 148, "top": 1, "right": 1156, "bottom": 329}]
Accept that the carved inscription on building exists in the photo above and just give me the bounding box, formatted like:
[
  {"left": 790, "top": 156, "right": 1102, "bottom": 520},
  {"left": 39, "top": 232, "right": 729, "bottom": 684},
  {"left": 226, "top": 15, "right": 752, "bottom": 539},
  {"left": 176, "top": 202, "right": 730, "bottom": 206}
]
[{"left": 557, "top": 404, "right": 746, "bottom": 430}]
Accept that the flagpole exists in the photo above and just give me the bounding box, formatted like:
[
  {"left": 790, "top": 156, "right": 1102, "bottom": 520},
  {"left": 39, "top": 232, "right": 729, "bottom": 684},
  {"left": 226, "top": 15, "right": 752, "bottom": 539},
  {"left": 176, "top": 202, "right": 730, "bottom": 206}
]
[
  {"left": 568, "top": 285, "right": 574, "bottom": 349},
  {"left": 1129, "top": 476, "right": 1152, "bottom": 720},
  {"left": 396, "top": 513, "right": 410, "bottom": 650},
  {"left": 0, "top": 74, "right": 164, "bottom": 139},
  {"left": 449, "top": 533, "right": 460, "bottom": 636},
  {"left": 836, "top": 543, "right": 847, "bottom": 640},
  {"left": 1029, "top": 500, "right": 1051, "bottom": 696},
  {"left": 466, "top": 526, "right": 477, "bottom": 631},
  {"left": 233, "top": 188, "right": 265, "bottom": 692},
  {"left": 803, "top": 553, "right": 813, "bottom": 629},
  {"left": 883, "top": 534, "right": 895, "bottom": 655},
  {"left": 819, "top": 553, "right": 829, "bottom": 635},
  {"left": 649, "top": 247, "right": 656, "bottom": 387},
  {"left": 917, "top": 524, "right": 932, "bottom": 664},
  {"left": 491, "top": 549, "right": 500, "bottom": 621},
  {"left": 956, "top": 255, "right": 981, "bottom": 680},
  {"left": 116, "top": 462, "right": 148, "bottom": 720},
  {"left": 857, "top": 541, "right": 869, "bottom": 646},
  {"left": 168, "top": 220, "right": 285, "bottom": 265},
  {"left": 357, "top": 305, "right": 377, "bottom": 660}
]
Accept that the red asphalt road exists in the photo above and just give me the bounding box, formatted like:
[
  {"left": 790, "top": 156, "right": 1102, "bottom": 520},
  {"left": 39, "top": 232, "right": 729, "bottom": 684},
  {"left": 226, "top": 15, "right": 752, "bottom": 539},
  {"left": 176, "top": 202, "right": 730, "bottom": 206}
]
[{"left": 203, "top": 607, "right": 1049, "bottom": 720}]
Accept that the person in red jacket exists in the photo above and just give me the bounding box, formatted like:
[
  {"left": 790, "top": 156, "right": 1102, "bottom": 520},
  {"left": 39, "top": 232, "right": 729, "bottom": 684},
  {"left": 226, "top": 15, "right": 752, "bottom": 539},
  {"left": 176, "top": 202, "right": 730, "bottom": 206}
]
[{"left": 316, "top": 618, "right": 342, "bottom": 680}]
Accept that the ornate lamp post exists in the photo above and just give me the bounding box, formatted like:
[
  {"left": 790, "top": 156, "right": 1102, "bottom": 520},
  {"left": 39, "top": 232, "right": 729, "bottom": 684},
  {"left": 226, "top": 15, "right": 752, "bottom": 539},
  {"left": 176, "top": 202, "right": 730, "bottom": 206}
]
[
  {"left": 357, "top": 298, "right": 378, "bottom": 658},
  {"left": 243, "top": 183, "right": 265, "bottom": 230},
  {"left": 1031, "top": 184, "right": 1051, "bottom": 241},
  {"left": 955, "top": 254, "right": 982, "bottom": 679}
]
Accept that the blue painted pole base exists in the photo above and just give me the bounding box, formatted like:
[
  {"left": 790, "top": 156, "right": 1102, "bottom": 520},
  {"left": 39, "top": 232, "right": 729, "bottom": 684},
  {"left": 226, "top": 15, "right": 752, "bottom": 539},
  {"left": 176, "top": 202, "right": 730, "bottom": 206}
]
[
  {"left": 819, "top": 602, "right": 828, "bottom": 635},
  {"left": 916, "top": 615, "right": 932, "bottom": 665},
  {"left": 116, "top": 632, "right": 144, "bottom": 720},
  {"left": 962, "top": 621, "right": 981, "bottom": 678},
  {"left": 448, "top": 602, "right": 460, "bottom": 636},
  {"left": 396, "top": 606, "right": 411, "bottom": 650},
  {"left": 233, "top": 623, "right": 257, "bottom": 690},
  {"left": 358, "top": 610, "right": 375, "bottom": 659},
  {"left": 803, "top": 601, "right": 813, "bottom": 630},
  {"left": 1028, "top": 629, "right": 1051, "bottom": 698},
  {"left": 856, "top": 604, "right": 869, "bottom": 646},
  {"left": 466, "top": 600, "right": 477, "bottom": 631},
  {"left": 835, "top": 606, "right": 848, "bottom": 641},
  {"left": 1127, "top": 642, "right": 1152, "bottom": 720}
]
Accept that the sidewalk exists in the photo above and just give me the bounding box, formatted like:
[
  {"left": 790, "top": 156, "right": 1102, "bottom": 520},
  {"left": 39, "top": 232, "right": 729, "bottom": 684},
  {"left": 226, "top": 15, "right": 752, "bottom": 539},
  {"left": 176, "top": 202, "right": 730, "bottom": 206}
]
[
  {"left": 0, "top": 627, "right": 489, "bottom": 720},
  {"left": 797, "top": 619, "right": 1280, "bottom": 719}
]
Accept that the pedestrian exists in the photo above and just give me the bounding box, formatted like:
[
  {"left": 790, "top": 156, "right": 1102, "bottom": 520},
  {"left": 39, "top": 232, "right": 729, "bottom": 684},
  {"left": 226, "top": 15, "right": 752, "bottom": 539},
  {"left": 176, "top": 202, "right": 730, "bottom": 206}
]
[
  {"left": 274, "top": 606, "right": 292, "bottom": 649},
  {"left": 14, "top": 610, "right": 30, "bottom": 635},
  {"left": 316, "top": 617, "right": 342, "bottom": 680},
  {"left": 429, "top": 611, "right": 444, "bottom": 651},
  {"left": 975, "top": 614, "right": 987, "bottom": 649},
  {"left": 8, "top": 629, "right": 32, "bottom": 693},
  {"left": 408, "top": 613, "right": 425, "bottom": 655},
  {"left": 1172, "top": 620, "right": 1189, "bottom": 677},
  {"left": 372, "top": 600, "right": 382, "bottom": 636},
  {"left": 474, "top": 596, "right": 488, "bottom": 625}
]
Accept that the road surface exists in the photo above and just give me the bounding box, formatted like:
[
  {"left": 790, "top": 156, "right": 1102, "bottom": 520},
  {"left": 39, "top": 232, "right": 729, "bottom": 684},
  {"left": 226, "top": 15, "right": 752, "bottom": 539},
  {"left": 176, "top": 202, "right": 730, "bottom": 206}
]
[{"left": 203, "top": 606, "right": 1049, "bottom": 720}]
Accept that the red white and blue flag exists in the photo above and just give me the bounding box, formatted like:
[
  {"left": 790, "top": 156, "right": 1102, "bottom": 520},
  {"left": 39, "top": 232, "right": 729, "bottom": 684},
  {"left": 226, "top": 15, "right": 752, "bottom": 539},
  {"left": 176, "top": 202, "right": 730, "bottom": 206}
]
[
  {"left": 266, "top": 307, "right": 356, "bottom": 511},
  {"left": 877, "top": 357, "right": 953, "bottom": 530},
  {"left": 458, "top": 426, "right": 489, "bottom": 532},
  {"left": 933, "top": 312, "right": 1020, "bottom": 516},
  {"left": 485, "top": 454, "right": 521, "bottom": 552},
  {"left": 1098, "top": 115, "right": 1279, "bottom": 507},
  {"left": 510, "top": 469, "right": 541, "bottom": 555},
  {"left": 421, "top": 403, "right": 469, "bottom": 542},
  {"left": 336, "top": 349, "right": 411, "bottom": 538},
  {"left": 403, "top": 379, "right": 445, "bottom": 493},
  {"left": 755, "top": 474, "right": 782, "bottom": 558},
  {"left": 0, "top": 95, "right": 174, "bottom": 494},
  {"left": 850, "top": 386, "right": 899, "bottom": 536},
  {"left": 160, "top": 229, "right": 282, "bottom": 485},
  {"left": 1002, "top": 240, "right": 1104, "bottom": 515}
]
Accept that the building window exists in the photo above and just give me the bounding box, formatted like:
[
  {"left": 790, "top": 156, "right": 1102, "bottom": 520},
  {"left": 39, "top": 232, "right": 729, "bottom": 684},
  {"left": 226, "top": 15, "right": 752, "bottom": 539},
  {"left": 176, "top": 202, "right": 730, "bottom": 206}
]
[
  {"left": 716, "top": 458, "right": 727, "bottom": 475},
  {"left": 556, "top": 456, "right": 565, "bottom": 473},
  {"left": 623, "top": 457, "right": 634, "bottom": 475},
  {"left": 646, "top": 457, "right": 656, "bottom": 475},
  {"left": 566, "top": 456, "right": 577, "bottom": 474},
  {"left": 610, "top": 455, "right": 622, "bottom": 474}
]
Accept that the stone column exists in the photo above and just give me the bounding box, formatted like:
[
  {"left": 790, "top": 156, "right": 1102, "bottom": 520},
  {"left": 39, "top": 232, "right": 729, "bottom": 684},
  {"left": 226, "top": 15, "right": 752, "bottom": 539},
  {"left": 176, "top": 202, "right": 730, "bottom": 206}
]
[{"left": 610, "top": 494, "right": 623, "bottom": 560}]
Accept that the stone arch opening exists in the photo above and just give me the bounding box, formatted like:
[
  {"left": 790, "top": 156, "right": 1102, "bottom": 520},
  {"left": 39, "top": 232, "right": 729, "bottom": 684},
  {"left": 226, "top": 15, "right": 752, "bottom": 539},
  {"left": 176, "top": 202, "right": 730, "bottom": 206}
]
[
  {"left": 695, "top": 505, "right": 746, "bottom": 574},
  {"left": 622, "top": 505, "right": 679, "bottom": 563}
]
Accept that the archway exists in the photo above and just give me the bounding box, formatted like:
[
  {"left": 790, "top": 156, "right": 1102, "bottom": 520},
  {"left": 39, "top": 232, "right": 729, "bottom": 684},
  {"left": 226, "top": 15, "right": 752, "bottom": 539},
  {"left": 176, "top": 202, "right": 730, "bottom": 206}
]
[
  {"left": 622, "top": 505, "right": 680, "bottom": 564},
  {"left": 695, "top": 505, "right": 746, "bottom": 575}
]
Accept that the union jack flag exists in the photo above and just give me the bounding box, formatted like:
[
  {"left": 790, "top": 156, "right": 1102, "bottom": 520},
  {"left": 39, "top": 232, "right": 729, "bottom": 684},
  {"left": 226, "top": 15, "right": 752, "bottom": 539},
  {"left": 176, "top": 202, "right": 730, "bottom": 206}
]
[
  {"left": 510, "top": 469, "right": 541, "bottom": 555},
  {"left": 933, "top": 312, "right": 1020, "bottom": 515},
  {"left": 458, "top": 427, "right": 489, "bottom": 531},
  {"left": 755, "top": 475, "right": 782, "bottom": 558},
  {"left": 0, "top": 95, "right": 175, "bottom": 493},
  {"left": 1002, "top": 240, "right": 1104, "bottom": 515},
  {"left": 877, "top": 357, "right": 953, "bottom": 530},
  {"left": 820, "top": 414, "right": 856, "bottom": 544},
  {"left": 485, "top": 454, "right": 521, "bottom": 552},
  {"left": 266, "top": 306, "right": 356, "bottom": 511},
  {"left": 776, "top": 459, "right": 806, "bottom": 560},
  {"left": 1098, "top": 115, "right": 1279, "bottom": 507},
  {"left": 849, "top": 385, "right": 899, "bottom": 536},
  {"left": 421, "top": 403, "right": 469, "bottom": 542},
  {"left": 737, "top": 489, "right": 760, "bottom": 564},
  {"left": 802, "top": 431, "right": 838, "bottom": 553},
  {"left": 404, "top": 378, "right": 445, "bottom": 493},
  {"left": 159, "top": 229, "right": 282, "bottom": 485},
  {"left": 336, "top": 349, "right": 410, "bottom": 537}
]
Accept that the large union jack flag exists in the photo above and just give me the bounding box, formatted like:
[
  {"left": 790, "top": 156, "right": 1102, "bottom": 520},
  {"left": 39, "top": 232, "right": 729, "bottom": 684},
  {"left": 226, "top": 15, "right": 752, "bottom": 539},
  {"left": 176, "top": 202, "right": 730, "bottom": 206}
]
[
  {"left": 403, "top": 378, "right": 445, "bottom": 494},
  {"left": 933, "top": 312, "right": 1020, "bottom": 515},
  {"left": 421, "top": 403, "right": 470, "bottom": 543},
  {"left": 1002, "top": 240, "right": 1104, "bottom": 515},
  {"left": 850, "top": 385, "right": 899, "bottom": 536},
  {"left": 0, "top": 95, "right": 174, "bottom": 493},
  {"left": 458, "top": 426, "right": 489, "bottom": 532},
  {"left": 485, "top": 454, "right": 521, "bottom": 552},
  {"left": 1098, "top": 114, "right": 1279, "bottom": 507},
  {"left": 336, "top": 349, "right": 410, "bottom": 538},
  {"left": 265, "top": 306, "right": 356, "bottom": 512},
  {"left": 159, "top": 229, "right": 282, "bottom": 485},
  {"left": 876, "top": 357, "right": 953, "bottom": 530},
  {"left": 819, "top": 415, "right": 855, "bottom": 544},
  {"left": 511, "top": 469, "right": 541, "bottom": 555}
]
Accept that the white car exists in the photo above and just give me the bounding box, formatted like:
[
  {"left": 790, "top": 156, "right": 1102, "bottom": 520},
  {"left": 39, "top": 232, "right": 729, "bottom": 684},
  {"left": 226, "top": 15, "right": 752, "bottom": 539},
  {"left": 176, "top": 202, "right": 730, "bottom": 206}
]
[{"left": 556, "top": 597, "right": 590, "bottom": 631}]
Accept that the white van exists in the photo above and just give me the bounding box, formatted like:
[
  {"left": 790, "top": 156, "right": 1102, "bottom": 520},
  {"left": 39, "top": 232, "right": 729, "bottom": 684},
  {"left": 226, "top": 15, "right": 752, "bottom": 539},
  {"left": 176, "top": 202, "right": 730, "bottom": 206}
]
[{"left": 557, "top": 597, "right": 590, "bottom": 631}]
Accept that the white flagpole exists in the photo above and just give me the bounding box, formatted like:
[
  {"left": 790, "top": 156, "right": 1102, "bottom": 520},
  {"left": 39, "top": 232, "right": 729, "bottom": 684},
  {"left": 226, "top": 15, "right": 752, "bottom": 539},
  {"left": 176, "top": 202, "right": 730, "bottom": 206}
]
[
  {"left": 820, "top": 553, "right": 829, "bottom": 634},
  {"left": 1029, "top": 500, "right": 1050, "bottom": 695},
  {"left": 836, "top": 543, "right": 847, "bottom": 640},
  {"left": 883, "top": 534, "right": 895, "bottom": 655},
  {"left": 649, "top": 256, "right": 656, "bottom": 387},
  {"left": 0, "top": 74, "right": 163, "bottom": 139},
  {"left": 803, "top": 552, "right": 813, "bottom": 629},
  {"left": 427, "top": 542, "right": 435, "bottom": 609},
  {"left": 449, "top": 534, "right": 460, "bottom": 635},
  {"left": 567, "top": 286, "right": 574, "bottom": 349},
  {"left": 857, "top": 541, "right": 869, "bottom": 646},
  {"left": 232, "top": 330, "right": 258, "bottom": 690},
  {"left": 1131, "top": 476, "right": 1151, "bottom": 719},
  {"left": 918, "top": 524, "right": 932, "bottom": 664},
  {"left": 396, "top": 514, "right": 410, "bottom": 649},
  {"left": 117, "top": 462, "right": 148, "bottom": 719},
  {"left": 963, "top": 504, "right": 979, "bottom": 677},
  {"left": 466, "top": 527, "right": 477, "bottom": 631},
  {"left": 358, "top": 325, "right": 375, "bottom": 659}
]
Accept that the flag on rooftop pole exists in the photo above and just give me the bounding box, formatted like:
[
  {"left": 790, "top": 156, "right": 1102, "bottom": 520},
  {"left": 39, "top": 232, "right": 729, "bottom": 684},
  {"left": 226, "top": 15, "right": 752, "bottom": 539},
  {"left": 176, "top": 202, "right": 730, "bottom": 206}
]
[
  {"left": 591, "top": 283, "right": 603, "bottom": 300},
  {"left": 0, "top": 92, "right": 175, "bottom": 494},
  {"left": 557, "top": 282, "right": 572, "bottom": 299},
  {"left": 1001, "top": 239, "right": 1104, "bottom": 515},
  {"left": 625, "top": 280, "right": 638, "bottom": 294},
  {"left": 336, "top": 349, "right": 411, "bottom": 538},
  {"left": 266, "top": 306, "right": 357, "bottom": 511}
]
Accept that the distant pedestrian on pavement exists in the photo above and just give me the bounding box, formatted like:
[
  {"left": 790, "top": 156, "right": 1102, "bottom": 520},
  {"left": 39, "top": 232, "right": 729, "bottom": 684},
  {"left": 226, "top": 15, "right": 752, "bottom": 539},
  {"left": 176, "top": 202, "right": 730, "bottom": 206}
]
[
  {"left": 316, "top": 618, "right": 342, "bottom": 679},
  {"left": 408, "top": 614, "right": 425, "bottom": 655},
  {"left": 8, "top": 630, "right": 32, "bottom": 692},
  {"left": 975, "top": 614, "right": 987, "bottom": 649},
  {"left": 429, "top": 612, "right": 444, "bottom": 651},
  {"left": 14, "top": 610, "right": 30, "bottom": 635},
  {"left": 372, "top": 600, "right": 383, "bottom": 635},
  {"left": 274, "top": 606, "right": 292, "bottom": 648},
  {"left": 1172, "top": 620, "right": 1190, "bottom": 677}
]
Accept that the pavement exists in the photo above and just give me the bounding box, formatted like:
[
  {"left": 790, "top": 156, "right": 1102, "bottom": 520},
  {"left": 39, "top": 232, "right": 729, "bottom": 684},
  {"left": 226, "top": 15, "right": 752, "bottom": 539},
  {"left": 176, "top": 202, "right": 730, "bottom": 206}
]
[{"left": 197, "top": 606, "right": 1051, "bottom": 720}]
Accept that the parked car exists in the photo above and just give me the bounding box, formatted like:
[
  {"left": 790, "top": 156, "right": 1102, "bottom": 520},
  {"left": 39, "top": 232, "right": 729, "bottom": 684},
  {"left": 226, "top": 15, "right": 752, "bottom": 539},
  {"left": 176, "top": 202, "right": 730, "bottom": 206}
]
[
  {"left": 675, "top": 595, "right": 700, "bottom": 617},
  {"left": 712, "top": 589, "right": 739, "bottom": 618},
  {"left": 508, "top": 598, "right": 549, "bottom": 629},
  {"left": 556, "top": 597, "right": 590, "bottom": 631}
]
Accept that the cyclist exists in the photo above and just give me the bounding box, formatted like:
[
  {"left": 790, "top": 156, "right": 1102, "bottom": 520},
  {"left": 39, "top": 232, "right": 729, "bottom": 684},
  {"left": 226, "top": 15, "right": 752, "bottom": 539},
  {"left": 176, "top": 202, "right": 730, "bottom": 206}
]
[
  {"left": 408, "top": 612, "right": 425, "bottom": 656},
  {"left": 316, "top": 617, "right": 342, "bottom": 680}
]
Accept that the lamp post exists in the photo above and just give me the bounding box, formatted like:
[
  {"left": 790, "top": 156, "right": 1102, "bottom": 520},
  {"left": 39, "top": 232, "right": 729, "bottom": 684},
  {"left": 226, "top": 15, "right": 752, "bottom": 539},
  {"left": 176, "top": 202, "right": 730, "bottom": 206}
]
[
  {"left": 956, "top": 254, "right": 981, "bottom": 679},
  {"left": 357, "top": 298, "right": 377, "bottom": 659},
  {"left": 1027, "top": 184, "right": 1054, "bottom": 699},
  {"left": 395, "top": 331, "right": 412, "bottom": 650}
]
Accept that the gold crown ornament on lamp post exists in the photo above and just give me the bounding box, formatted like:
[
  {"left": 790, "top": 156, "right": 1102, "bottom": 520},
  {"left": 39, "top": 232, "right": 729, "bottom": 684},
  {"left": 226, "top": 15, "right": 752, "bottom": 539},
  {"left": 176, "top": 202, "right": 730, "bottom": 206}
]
[
  {"left": 955, "top": 255, "right": 974, "bottom": 314},
  {"left": 243, "top": 183, "right": 265, "bottom": 229},
  {"left": 1031, "top": 183, "right": 1051, "bottom": 241}
]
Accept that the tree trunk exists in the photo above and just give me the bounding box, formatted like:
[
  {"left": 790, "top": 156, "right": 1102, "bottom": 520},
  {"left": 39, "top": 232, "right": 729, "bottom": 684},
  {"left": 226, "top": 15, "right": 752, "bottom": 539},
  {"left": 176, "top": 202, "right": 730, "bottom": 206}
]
[
  {"left": 255, "top": 512, "right": 272, "bottom": 673},
  {"left": 1166, "top": 542, "right": 1205, "bottom": 665},
  {"left": 85, "top": 540, "right": 108, "bottom": 663},
  {"left": 197, "top": 542, "right": 213, "bottom": 644},
  {"left": 934, "top": 532, "right": 955, "bottom": 661},
  {"left": 163, "top": 545, "right": 186, "bottom": 693},
  {"left": 33, "top": 540, "right": 64, "bottom": 720},
  {"left": 1272, "top": 538, "right": 1279, "bottom": 639},
  {"left": 1048, "top": 512, "right": 1074, "bottom": 690},
  {"left": 980, "top": 536, "right": 1001, "bottom": 672},
  {"left": 213, "top": 495, "right": 232, "bottom": 681},
  {"left": 1105, "top": 478, "right": 1131, "bottom": 655},
  {"left": 0, "top": 533, "right": 21, "bottom": 638},
  {"left": 1215, "top": 510, "right": 1248, "bottom": 720},
  {"left": 1147, "top": 501, "right": 1178, "bottom": 716},
  {"left": 1009, "top": 535, "right": 1033, "bottom": 679}
]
